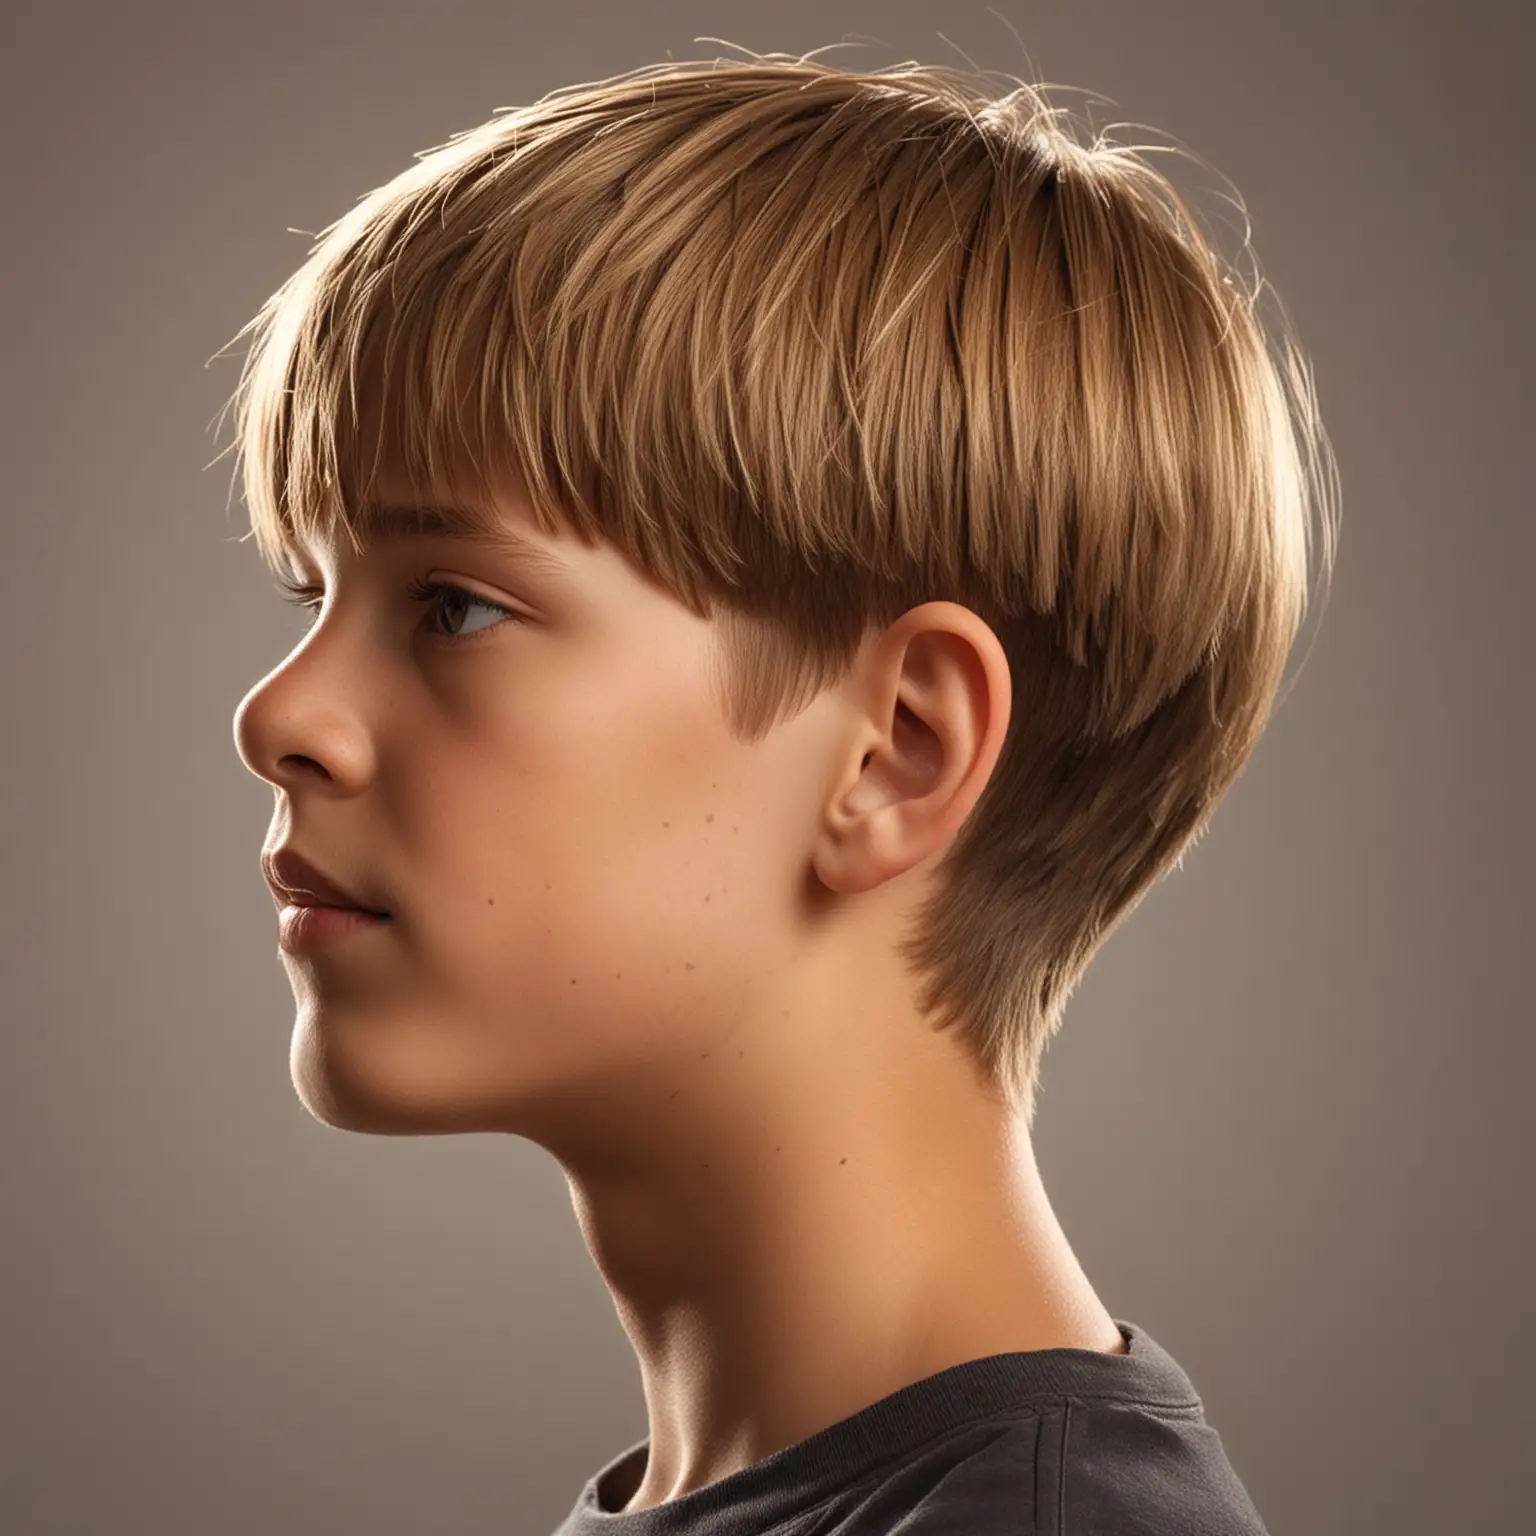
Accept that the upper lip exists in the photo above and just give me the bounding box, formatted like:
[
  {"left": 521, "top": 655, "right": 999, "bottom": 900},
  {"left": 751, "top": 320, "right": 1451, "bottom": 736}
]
[{"left": 262, "top": 848, "right": 388, "bottom": 914}]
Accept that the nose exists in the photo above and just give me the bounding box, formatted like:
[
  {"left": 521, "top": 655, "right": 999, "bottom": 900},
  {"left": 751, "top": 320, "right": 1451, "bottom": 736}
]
[{"left": 232, "top": 628, "right": 375, "bottom": 793}]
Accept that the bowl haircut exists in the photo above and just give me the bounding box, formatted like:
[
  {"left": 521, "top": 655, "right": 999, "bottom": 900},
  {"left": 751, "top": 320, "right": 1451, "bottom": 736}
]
[{"left": 221, "top": 51, "right": 1339, "bottom": 1130}]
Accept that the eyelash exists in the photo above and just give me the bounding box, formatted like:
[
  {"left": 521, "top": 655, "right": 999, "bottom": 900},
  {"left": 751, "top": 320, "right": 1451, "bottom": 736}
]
[{"left": 275, "top": 574, "right": 524, "bottom": 645}]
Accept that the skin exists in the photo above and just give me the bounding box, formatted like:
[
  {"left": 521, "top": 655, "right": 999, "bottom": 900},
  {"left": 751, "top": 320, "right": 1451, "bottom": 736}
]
[{"left": 233, "top": 451, "right": 1125, "bottom": 1515}]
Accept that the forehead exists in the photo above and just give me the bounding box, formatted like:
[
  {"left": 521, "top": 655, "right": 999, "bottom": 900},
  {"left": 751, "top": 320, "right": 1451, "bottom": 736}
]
[
  {"left": 297, "top": 499, "right": 575, "bottom": 578},
  {"left": 285, "top": 443, "right": 580, "bottom": 584}
]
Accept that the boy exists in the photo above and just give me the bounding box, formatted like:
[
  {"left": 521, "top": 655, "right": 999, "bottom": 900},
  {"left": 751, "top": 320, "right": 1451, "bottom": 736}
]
[{"left": 228, "top": 50, "right": 1333, "bottom": 1533}]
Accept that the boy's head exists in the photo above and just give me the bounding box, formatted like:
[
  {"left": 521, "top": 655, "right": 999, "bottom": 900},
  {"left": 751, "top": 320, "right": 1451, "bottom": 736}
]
[{"left": 228, "top": 54, "right": 1334, "bottom": 1139}]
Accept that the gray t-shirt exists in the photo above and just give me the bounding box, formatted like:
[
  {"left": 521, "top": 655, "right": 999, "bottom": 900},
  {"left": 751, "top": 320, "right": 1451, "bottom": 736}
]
[{"left": 550, "top": 1319, "right": 1268, "bottom": 1534}]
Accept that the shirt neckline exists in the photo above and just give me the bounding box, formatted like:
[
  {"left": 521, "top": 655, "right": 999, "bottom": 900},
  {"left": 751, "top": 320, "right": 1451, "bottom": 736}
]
[{"left": 562, "top": 1319, "right": 1203, "bottom": 1533}]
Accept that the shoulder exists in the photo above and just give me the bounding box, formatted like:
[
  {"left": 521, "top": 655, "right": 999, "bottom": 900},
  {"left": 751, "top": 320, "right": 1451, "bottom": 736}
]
[
  {"left": 827, "top": 1403, "right": 1268, "bottom": 1536},
  {"left": 1053, "top": 1399, "right": 1269, "bottom": 1534}
]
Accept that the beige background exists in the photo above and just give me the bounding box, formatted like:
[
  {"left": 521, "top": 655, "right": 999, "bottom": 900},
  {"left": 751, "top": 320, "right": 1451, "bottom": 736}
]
[{"left": 1, "top": 1, "right": 1529, "bottom": 1532}]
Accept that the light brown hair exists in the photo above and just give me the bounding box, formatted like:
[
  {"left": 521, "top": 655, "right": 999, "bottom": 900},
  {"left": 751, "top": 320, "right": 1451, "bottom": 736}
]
[{"left": 218, "top": 51, "right": 1339, "bottom": 1128}]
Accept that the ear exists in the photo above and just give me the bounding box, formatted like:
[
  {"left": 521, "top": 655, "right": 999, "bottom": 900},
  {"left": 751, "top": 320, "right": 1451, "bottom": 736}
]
[{"left": 814, "top": 602, "right": 1012, "bottom": 897}]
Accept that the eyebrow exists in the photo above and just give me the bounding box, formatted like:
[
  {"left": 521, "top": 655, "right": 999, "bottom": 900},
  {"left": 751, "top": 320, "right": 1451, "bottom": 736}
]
[{"left": 300, "top": 501, "right": 576, "bottom": 583}]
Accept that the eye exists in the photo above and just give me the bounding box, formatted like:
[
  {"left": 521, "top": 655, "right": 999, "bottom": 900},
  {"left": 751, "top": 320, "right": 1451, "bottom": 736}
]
[
  {"left": 275, "top": 575, "right": 324, "bottom": 626},
  {"left": 402, "top": 576, "right": 522, "bottom": 640},
  {"left": 274, "top": 575, "right": 524, "bottom": 643}
]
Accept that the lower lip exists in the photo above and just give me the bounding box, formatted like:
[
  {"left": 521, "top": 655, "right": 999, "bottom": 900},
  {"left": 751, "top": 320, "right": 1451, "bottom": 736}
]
[{"left": 278, "top": 904, "right": 391, "bottom": 955}]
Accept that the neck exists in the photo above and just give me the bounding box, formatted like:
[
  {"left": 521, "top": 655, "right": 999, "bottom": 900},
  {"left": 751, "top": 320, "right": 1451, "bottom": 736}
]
[{"left": 548, "top": 1009, "right": 1122, "bottom": 1512}]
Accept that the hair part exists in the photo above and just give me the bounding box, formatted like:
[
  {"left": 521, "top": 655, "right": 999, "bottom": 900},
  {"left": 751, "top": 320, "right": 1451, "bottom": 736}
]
[{"left": 218, "top": 49, "right": 1339, "bottom": 1128}]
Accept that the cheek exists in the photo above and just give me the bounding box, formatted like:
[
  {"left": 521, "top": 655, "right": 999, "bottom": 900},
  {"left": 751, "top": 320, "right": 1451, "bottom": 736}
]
[{"left": 391, "top": 696, "right": 787, "bottom": 1071}]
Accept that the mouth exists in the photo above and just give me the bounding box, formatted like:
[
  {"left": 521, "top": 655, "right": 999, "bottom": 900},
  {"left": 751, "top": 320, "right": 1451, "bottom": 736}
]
[
  {"left": 278, "top": 902, "right": 391, "bottom": 955},
  {"left": 262, "top": 846, "right": 389, "bottom": 917},
  {"left": 273, "top": 889, "right": 392, "bottom": 922},
  {"left": 280, "top": 899, "right": 391, "bottom": 917}
]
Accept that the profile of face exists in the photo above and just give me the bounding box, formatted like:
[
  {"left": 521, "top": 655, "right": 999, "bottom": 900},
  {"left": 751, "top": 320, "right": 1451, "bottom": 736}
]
[{"left": 233, "top": 453, "right": 895, "bottom": 1154}]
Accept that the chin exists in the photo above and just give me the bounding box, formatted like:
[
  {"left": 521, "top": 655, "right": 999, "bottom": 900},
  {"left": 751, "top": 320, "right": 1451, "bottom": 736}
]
[
  {"left": 287, "top": 1013, "right": 490, "bottom": 1136},
  {"left": 289, "top": 1001, "right": 559, "bottom": 1136}
]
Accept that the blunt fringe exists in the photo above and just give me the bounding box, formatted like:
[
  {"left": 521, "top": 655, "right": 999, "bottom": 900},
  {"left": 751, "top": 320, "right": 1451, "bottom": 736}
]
[{"left": 218, "top": 50, "right": 1339, "bottom": 1128}]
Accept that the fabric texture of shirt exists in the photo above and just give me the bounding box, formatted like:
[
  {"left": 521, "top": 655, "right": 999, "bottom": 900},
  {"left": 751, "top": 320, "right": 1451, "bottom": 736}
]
[{"left": 549, "top": 1319, "right": 1268, "bottom": 1535}]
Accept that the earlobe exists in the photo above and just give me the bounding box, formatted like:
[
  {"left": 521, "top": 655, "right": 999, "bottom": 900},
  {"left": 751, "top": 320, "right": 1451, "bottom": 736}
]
[{"left": 816, "top": 702, "right": 957, "bottom": 898}]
